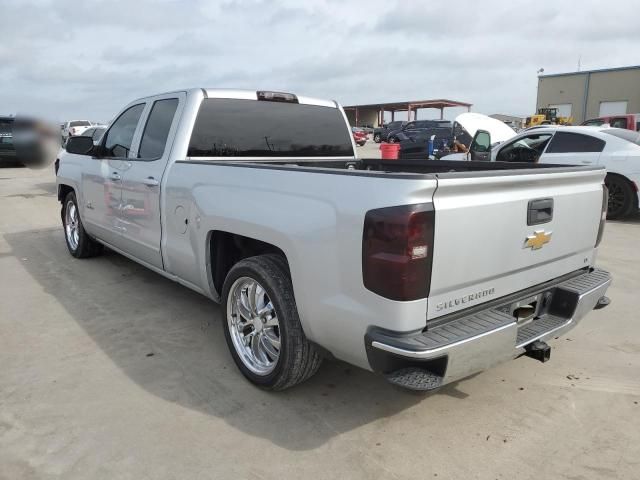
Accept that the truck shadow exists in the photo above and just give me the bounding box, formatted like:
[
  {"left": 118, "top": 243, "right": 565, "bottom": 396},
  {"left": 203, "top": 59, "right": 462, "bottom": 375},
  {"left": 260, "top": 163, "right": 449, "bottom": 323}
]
[{"left": 5, "top": 228, "right": 472, "bottom": 451}]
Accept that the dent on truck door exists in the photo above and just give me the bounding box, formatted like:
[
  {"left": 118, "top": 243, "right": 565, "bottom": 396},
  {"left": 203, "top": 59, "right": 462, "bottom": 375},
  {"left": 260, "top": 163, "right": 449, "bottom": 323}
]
[
  {"left": 118, "top": 95, "right": 183, "bottom": 269},
  {"left": 81, "top": 103, "right": 145, "bottom": 247}
]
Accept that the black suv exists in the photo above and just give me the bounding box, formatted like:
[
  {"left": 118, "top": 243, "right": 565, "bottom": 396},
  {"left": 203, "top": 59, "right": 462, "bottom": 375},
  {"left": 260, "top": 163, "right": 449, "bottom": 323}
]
[
  {"left": 373, "top": 121, "right": 407, "bottom": 143},
  {"left": 0, "top": 117, "right": 16, "bottom": 163},
  {"left": 387, "top": 120, "right": 453, "bottom": 143}
]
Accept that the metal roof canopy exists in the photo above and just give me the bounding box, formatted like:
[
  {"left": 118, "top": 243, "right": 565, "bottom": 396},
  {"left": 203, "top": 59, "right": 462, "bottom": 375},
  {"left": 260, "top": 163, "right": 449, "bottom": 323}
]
[{"left": 343, "top": 98, "right": 472, "bottom": 124}]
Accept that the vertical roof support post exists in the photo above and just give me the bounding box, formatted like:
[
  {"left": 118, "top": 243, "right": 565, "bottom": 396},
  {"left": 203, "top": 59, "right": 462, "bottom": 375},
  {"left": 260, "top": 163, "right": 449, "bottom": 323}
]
[
  {"left": 355, "top": 107, "right": 359, "bottom": 127},
  {"left": 440, "top": 107, "right": 444, "bottom": 119}
]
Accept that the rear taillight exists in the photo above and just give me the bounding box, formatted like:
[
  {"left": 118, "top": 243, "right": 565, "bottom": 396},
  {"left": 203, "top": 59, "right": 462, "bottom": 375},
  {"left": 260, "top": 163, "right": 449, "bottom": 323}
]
[
  {"left": 595, "top": 184, "right": 608, "bottom": 247},
  {"left": 362, "top": 203, "right": 435, "bottom": 301}
]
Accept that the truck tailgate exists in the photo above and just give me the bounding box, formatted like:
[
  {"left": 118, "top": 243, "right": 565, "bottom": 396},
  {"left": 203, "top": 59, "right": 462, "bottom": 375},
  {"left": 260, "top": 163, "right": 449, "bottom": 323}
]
[{"left": 428, "top": 167, "right": 605, "bottom": 319}]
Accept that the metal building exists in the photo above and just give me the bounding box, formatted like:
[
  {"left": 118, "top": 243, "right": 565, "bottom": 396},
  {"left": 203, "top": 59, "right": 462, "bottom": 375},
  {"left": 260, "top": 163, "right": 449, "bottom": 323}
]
[
  {"left": 343, "top": 99, "right": 472, "bottom": 128},
  {"left": 536, "top": 65, "right": 640, "bottom": 124}
]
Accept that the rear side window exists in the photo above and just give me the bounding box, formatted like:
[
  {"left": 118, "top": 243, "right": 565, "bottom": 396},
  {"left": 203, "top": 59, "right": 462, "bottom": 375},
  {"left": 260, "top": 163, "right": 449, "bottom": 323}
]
[
  {"left": 103, "top": 104, "right": 145, "bottom": 158},
  {"left": 138, "top": 98, "right": 179, "bottom": 159},
  {"left": 545, "top": 132, "right": 605, "bottom": 153},
  {"left": 188, "top": 99, "right": 353, "bottom": 157}
]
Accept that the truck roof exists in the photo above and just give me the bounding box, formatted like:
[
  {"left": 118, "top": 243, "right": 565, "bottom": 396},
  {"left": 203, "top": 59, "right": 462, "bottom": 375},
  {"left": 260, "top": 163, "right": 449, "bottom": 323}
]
[{"left": 135, "top": 88, "right": 339, "bottom": 109}]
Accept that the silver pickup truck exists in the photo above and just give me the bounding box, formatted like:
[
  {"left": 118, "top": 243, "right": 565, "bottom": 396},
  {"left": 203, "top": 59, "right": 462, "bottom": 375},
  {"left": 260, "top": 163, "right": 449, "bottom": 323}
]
[{"left": 56, "top": 88, "right": 611, "bottom": 391}]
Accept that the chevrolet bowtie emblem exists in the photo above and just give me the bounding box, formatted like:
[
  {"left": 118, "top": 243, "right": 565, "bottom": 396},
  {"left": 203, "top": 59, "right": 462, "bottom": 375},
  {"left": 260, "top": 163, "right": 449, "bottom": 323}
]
[{"left": 525, "top": 230, "right": 552, "bottom": 250}]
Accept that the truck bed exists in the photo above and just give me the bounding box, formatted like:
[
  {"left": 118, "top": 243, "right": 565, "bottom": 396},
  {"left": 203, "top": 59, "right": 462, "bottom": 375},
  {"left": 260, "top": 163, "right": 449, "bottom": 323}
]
[{"left": 179, "top": 158, "right": 601, "bottom": 178}]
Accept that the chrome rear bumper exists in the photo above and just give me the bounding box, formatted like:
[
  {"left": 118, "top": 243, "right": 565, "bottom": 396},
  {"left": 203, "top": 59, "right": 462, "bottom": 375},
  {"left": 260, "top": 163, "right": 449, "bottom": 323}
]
[{"left": 366, "top": 268, "right": 611, "bottom": 390}]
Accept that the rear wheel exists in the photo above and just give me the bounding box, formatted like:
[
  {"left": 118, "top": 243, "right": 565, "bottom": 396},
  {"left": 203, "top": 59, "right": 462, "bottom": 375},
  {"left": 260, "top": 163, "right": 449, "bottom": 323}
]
[
  {"left": 373, "top": 133, "right": 381, "bottom": 143},
  {"left": 605, "top": 174, "right": 635, "bottom": 219},
  {"left": 222, "top": 254, "right": 322, "bottom": 390},
  {"left": 388, "top": 136, "right": 396, "bottom": 143},
  {"left": 62, "top": 191, "right": 103, "bottom": 258}
]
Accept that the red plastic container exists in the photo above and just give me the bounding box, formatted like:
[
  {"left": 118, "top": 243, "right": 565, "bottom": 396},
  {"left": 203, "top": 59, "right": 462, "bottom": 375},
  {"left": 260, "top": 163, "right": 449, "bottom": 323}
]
[{"left": 380, "top": 142, "right": 400, "bottom": 160}]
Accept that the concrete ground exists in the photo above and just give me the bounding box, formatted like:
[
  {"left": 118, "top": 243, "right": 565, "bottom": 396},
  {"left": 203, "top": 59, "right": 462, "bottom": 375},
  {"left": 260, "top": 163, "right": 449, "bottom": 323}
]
[{"left": 1, "top": 163, "right": 639, "bottom": 480}]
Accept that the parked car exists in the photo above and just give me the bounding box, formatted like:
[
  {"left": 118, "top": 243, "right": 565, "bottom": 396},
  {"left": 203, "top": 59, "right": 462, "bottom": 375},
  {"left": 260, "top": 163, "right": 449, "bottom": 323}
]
[
  {"left": 400, "top": 113, "right": 517, "bottom": 160},
  {"left": 387, "top": 120, "right": 453, "bottom": 143},
  {"left": 373, "top": 121, "right": 406, "bottom": 143},
  {"left": 351, "top": 126, "right": 367, "bottom": 146},
  {"left": 61, "top": 120, "right": 92, "bottom": 144},
  {"left": 582, "top": 114, "right": 640, "bottom": 131},
  {"left": 57, "top": 88, "right": 610, "bottom": 392},
  {"left": 450, "top": 125, "right": 640, "bottom": 219},
  {"left": 80, "top": 126, "right": 107, "bottom": 143},
  {"left": 0, "top": 116, "right": 16, "bottom": 163}
]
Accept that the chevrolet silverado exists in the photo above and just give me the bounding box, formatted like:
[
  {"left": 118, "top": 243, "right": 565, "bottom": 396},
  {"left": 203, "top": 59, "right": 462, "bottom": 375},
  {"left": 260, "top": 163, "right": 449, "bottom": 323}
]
[{"left": 56, "top": 88, "right": 611, "bottom": 391}]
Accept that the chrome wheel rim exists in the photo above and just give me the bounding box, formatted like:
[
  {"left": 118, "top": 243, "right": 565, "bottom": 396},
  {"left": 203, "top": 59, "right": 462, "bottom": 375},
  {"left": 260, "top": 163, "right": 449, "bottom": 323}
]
[
  {"left": 227, "top": 277, "right": 281, "bottom": 375},
  {"left": 65, "top": 200, "right": 80, "bottom": 251}
]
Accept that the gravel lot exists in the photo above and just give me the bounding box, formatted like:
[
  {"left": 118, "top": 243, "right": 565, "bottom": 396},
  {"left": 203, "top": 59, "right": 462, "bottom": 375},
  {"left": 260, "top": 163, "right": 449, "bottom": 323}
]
[{"left": 1, "top": 163, "right": 639, "bottom": 480}]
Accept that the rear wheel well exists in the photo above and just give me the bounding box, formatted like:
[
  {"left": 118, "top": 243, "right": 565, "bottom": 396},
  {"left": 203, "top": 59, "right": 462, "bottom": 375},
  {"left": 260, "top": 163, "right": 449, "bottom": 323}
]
[
  {"left": 606, "top": 172, "right": 639, "bottom": 208},
  {"left": 58, "top": 184, "right": 74, "bottom": 203},
  {"left": 209, "top": 231, "right": 288, "bottom": 294}
]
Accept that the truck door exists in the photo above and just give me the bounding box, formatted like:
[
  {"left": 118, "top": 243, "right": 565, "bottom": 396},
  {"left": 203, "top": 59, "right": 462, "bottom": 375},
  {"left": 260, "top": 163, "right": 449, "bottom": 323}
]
[
  {"left": 117, "top": 93, "right": 183, "bottom": 269},
  {"left": 80, "top": 103, "right": 146, "bottom": 247}
]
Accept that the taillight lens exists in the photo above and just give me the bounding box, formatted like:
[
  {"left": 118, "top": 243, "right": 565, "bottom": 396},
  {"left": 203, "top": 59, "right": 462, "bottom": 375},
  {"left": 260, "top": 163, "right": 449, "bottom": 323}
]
[
  {"left": 595, "top": 184, "right": 608, "bottom": 247},
  {"left": 362, "top": 203, "right": 435, "bottom": 301}
]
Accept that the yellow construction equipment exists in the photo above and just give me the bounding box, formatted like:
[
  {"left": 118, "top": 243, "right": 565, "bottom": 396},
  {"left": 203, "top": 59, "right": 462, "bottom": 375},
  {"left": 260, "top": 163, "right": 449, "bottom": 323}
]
[{"left": 525, "top": 108, "right": 573, "bottom": 128}]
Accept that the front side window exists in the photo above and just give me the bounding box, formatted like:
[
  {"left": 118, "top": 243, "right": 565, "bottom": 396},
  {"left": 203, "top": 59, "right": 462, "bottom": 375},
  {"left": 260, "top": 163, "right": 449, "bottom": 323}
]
[
  {"left": 138, "top": 98, "right": 179, "bottom": 159},
  {"left": 610, "top": 117, "right": 628, "bottom": 129},
  {"left": 103, "top": 104, "right": 145, "bottom": 158},
  {"left": 188, "top": 99, "right": 353, "bottom": 157},
  {"left": 545, "top": 132, "right": 605, "bottom": 153},
  {"left": 496, "top": 133, "right": 553, "bottom": 162}
]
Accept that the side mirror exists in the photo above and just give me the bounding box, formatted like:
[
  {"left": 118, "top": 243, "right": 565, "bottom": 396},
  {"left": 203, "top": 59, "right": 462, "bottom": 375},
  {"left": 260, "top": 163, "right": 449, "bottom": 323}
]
[
  {"left": 65, "top": 136, "right": 95, "bottom": 155},
  {"left": 469, "top": 130, "right": 491, "bottom": 161}
]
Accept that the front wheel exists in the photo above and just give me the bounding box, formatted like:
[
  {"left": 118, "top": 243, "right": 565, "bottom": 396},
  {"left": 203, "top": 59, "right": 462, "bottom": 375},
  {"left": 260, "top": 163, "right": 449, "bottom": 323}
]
[
  {"left": 62, "top": 191, "right": 103, "bottom": 258},
  {"left": 222, "top": 254, "right": 322, "bottom": 390},
  {"left": 605, "top": 174, "right": 635, "bottom": 219}
]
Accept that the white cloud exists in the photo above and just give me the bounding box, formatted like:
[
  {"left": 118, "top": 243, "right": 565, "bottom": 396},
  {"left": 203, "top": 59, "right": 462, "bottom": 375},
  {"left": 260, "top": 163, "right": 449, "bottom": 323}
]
[{"left": 2, "top": 0, "right": 639, "bottom": 121}]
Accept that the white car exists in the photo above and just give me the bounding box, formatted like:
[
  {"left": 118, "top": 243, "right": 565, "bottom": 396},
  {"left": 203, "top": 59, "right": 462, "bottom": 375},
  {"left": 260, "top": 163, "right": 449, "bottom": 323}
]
[
  {"left": 61, "top": 120, "right": 92, "bottom": 143},
  {"left": 456, "top": 126, "right": 640, "bottom": 219}
]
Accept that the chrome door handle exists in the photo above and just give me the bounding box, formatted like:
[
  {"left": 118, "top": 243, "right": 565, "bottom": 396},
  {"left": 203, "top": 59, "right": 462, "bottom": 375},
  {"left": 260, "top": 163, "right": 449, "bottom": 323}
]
[
  {"left": 142, "top": 176, "right": 159, "bottom": 187},
  {"left": 110, "top": 172, "right": 121, "bottom": 181}
]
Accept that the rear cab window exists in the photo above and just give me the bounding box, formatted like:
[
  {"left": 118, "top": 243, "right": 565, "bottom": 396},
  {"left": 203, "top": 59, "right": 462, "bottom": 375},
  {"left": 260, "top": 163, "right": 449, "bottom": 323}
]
[{"left": 188, "top": 99, "right": 354, "bottom": 158}]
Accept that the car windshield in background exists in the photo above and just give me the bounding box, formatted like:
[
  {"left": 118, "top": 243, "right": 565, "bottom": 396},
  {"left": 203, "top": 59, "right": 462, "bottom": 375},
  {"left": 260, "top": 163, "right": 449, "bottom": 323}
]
[
  {"left": 602, "top": 128, "right": 640, "bottom": 146},
  {"left": 188, "top": 99, "right": 354, "bottom": 157},
  {"left": 70, "top": 121, "right": 90, "bottom": 127}
]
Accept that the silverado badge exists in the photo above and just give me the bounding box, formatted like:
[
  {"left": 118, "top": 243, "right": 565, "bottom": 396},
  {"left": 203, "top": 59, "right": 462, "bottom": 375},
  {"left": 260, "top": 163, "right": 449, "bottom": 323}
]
[{"left": 525, "top": 230, "right": 552, "bottom": 250}]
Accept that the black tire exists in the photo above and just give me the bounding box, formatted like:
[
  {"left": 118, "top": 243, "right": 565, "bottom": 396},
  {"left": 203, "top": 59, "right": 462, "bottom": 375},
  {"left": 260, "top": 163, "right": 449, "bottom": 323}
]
[
  {"left": 605, "top": 174, "right": 636, "bottom": 219},
  {"left": 373, "top": 133, "right": 381, "bottom": 143},
  {"left": 221, "top": 254, "right": 322, "bottom": 390},
  {"left": 388, "top": 136, "right": 396, "bottom": 143},
  {"left": 62, "top": 191, "right": 103, "bottom": 258}
]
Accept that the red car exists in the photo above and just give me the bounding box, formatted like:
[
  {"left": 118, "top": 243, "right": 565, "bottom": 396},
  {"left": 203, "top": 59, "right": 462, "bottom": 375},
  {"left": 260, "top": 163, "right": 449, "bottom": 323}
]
[
  {"left": 582, "top": 114, "right": 640, "bottom": 131},
  {"left": 351, "top": 127, "right": 367, "bottom": 146}
]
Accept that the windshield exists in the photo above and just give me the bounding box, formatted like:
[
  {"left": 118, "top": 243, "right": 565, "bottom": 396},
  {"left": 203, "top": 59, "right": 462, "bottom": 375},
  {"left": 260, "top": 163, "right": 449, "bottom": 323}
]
[
  {"left": 188, "top": 99, "right": 354, "bottom": 157},
  {"left": 602, "top": 128, "right": 640, "bottom": 146},
  {"left": 70, "top": 121, "right": 91, "bottom": 127}
]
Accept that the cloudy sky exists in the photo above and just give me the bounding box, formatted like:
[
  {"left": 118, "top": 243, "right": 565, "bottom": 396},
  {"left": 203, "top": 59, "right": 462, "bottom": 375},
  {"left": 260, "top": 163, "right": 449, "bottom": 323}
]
[{"left": 2, "top": 0, "right": 639, "bottom": 123}]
